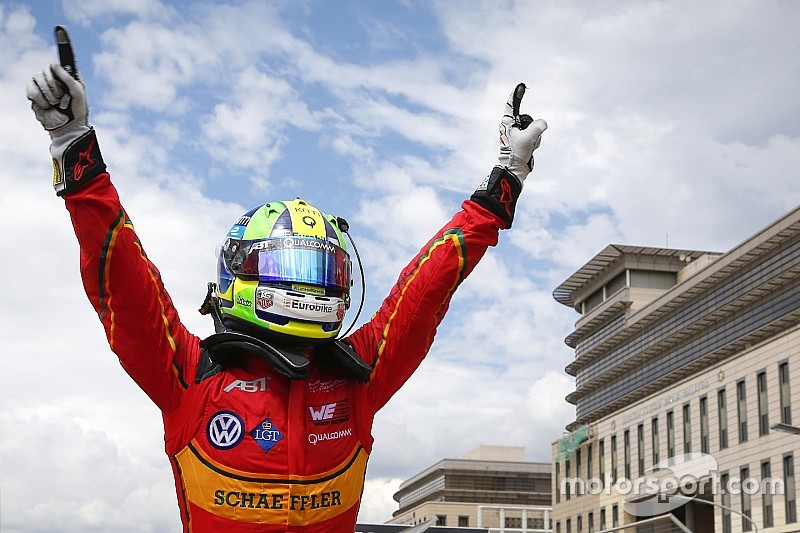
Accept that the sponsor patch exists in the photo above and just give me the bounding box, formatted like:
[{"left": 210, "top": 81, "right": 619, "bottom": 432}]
[
  {"left": 224, "top": 376, "right": 270, "bottom": 393},
  {"left": 251, "top": 417, "right": 284, "bottom": 453},
  {"left": 308, "top": 428, "right": 353, "bottom": 446},
  {"left": 255, "top": 287, "right": 274, "bottom": 310},
  {"left": 207, "top": 411, "right": 244, "bottom": 450},
  {"left": 307, "top": 399, "right": 350, "bottom": 426},
  {"left": 307, "top": 378, "right": 347, "bottom": 394}
]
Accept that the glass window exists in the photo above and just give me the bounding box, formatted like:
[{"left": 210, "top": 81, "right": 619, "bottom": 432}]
[
  {"left": 780, "top": 361, "right": 792, "bottom": 425},
  {"left": 555, "top": 461, "right": 561, "bottom": 504},
  {"left": 566, "top": 459, "right": 571, "bottom": 500},
  {"left": 721, "top": 472, "right": 732, "bottom": 533},
  {"left": 762, "top": 460, "right": 774, "bottom": 527},
  {"left": 588, "top": 511, "right": 594, "bottom": 533},
  {"left": 700, "top": 396, "right": 709, "bottom": 454},
  {"left": 667, "top": 411, "right": 675, "bottom": 463},
  {"left": 436, "top": 515, "right": 446, "bottom": 526},
  {"left": 637, "top": 423, "right": 645, "bottom": 476},
  {"left": 587, "top": 443, "right": 594, "bottom": 481},
  {"left": 651, "top": 417, "right": 660, "bottom": 465},
  {"left": 611, "top": 435, "right": 618, "bottom": 482},
  {"left": 785, "top": 454, "right": 797, "bottom": 524},
  {"left": 624, "top": 430, "right": 631, "bottom": 480},
  {"left": 600, "top": 508, "right": 606, "bottom": 530},
  {"left": 458, "top": 516, "right": 469, "bottom": 527},
  {"left": 757, "top": 371, "right": 769, "bottom": 436},
  {"left": 738, "top": 380, "right": 749, "bottom": 443},
  {"left": 683, "top": 403, "right": 692, "bottom": 454},
  {"left": 741, "top": 465, "right": 752, "bottom": 532},
  {"left": 612, "top": 505, "right": 619, "bottom": 527},
  {"left": 607, "top": 270, "right": 627, "bottom": 297},
  {"left": 599, "top": 439, "right": 606, "bottom": 489},
  {"left": 629, "top": 270, "right": 677, "bottom": 289},
  {"left": 718, "top": 388, "right": 729, "bottom": 449}
]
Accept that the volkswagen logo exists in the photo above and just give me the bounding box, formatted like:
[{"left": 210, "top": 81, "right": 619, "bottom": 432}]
[{"left": 207, "top": 411, "right": 244, "bottom": 449}]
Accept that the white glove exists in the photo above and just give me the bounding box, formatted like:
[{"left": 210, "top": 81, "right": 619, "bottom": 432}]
[
  {"left": 26, "top": 62, "right": 90, "bottom": 150},
  {"left": 498, "top": 83, "right": 548, "bottom": 184},
  {"left": 27, "top": 27, "right": 105, "bottom": 197}
]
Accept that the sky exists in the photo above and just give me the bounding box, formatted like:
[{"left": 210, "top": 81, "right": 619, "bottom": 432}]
[{"left": 2, "top": 0, "right": 800, "bottom": 530}]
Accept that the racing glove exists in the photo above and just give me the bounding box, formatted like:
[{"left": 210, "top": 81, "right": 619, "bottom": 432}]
[
  {"left": 471, "top": 83, "right": 547, "bottom": 228},
  {"left": 26, "top": 31, "right": 105, "bottom": 196}
]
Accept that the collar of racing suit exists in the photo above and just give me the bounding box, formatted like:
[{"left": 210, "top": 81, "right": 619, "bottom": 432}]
[{"left": 200, "top": 330, "right": 373, "bottom": 383}]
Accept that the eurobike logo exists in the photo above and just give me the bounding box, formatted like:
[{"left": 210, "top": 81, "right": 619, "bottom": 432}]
[{"left": 561, "top": 453, "right": 785, "bottom": 517}]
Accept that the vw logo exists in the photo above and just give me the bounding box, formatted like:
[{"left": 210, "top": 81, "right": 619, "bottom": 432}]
[{"left": 207, "top": 411, "right": 244, "bottom": 449}]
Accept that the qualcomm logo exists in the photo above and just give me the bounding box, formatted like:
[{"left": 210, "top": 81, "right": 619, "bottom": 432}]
[{"left": 207, "top": 411, "right": 244, "bottom": 450}]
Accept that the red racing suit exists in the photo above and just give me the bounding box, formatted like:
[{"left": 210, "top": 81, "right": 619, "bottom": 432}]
[{"left": 63, "top": 167, "right": 504, "bottom": 531}]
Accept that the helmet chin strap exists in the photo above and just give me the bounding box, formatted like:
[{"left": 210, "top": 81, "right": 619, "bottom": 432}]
[{"left": 198, "top": 282, "right": 372, "bottom": 382}]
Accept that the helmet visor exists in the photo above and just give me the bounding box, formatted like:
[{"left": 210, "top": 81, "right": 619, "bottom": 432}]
[{"left": 225, "top": 237, "right": 351, "bottom": 292}]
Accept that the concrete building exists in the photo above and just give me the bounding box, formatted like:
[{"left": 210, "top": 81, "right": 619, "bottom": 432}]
[
  {"left": 388, "top": 445, "right": 553, "bottom": 530},
  {"left": 551, "top": 206, "right": 800, "bottom": 532}
]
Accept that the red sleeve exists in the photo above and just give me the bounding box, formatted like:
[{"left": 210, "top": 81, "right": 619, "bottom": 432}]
[
  {"left": 346, "top": 200, "right": 504, "bottom": 412},
  {"left": 63, "top": 173, "right": 201, "bottom": 415}
]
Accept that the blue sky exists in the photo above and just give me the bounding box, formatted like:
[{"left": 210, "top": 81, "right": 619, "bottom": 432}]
[{"left": 3, "top": 0, "right": 800, "bottom": 530}]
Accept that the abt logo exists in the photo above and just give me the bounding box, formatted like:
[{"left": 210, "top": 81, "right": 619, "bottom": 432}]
[
  {"left": 308, "top": 399, "right": 349, "bottom": 426},
  {"left": 224, "top": 377, "right": 270, "bottom": 393}
]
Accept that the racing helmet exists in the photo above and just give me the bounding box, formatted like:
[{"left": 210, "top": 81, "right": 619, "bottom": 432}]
[{"left": 216, "top": 198, "right": 352, "bottom": 345}]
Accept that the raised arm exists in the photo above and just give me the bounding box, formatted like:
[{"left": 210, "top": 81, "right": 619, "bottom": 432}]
[
  {"left": 347, "top": 84, "right": 548, "bottom": 412},
  {"left": 26, "top": 27, "right": 200, "bottom": 414}
]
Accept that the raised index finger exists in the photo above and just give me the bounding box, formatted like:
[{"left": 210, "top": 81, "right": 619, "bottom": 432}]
[{"left": 55, "top": 25, "right": 79, "bottom": 80}]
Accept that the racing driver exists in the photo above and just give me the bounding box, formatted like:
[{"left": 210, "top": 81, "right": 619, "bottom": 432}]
[{"left": 27, "top": 32, "right": 547, "bottom": 532}]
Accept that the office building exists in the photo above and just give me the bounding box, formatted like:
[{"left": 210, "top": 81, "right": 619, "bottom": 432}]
[
  {"left": 551, "top": 206, "right": 800, "bottom": 532},
  {"left": 388, "top": 445, "right": 552, "bottom": 530}
]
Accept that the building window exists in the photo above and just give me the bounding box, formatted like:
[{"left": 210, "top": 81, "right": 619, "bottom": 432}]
[
  {"left": 651, "top": 417, "right": 660, "bottom": 465},
  {"left": 556, "top": 521, "right": 561, "bottom": 533},
  {"left": 721, "top": 472, "right": 732, "bottom": 533},
  {"left": 737, "top": 379, "right": 749, "bottom": 443},
  {"left": 611, "top": 435, "right": 618, "bottom": 482},
  {"left": 577, "top": 514, "right": 583, "bottom": 533},
  {"left": 718, "top": 388, "right": 729, "bottom": 449},
  {"left": 436, "top": 515, "right": 446, "bottom": 526},
  {"left": 600, "top": 508, "right": 606, "bottom": 530},
  {"left": 587, "top": 443, "right": 594, "bottom": 481},
  {"left": 458, "top": 515, "right": 469, "bottom": 527},
  {"left": 683, "top": 403, "right": 692, "bottom": 454},
  {"left": 624, "top": 430, "right": 631, "bottom": 481},
  {"left": 565, "top": 458, "right": 571, "bottom": 500},
  {"left": 700, "top": 396, "right": 709, "bottom": 454},
  {"left": 785, "top": 454, "right": 797, "bottom": 524},
  {"left": 612, "top": 504, "right": 619, "bottom": 527},
  {"left": 757, "top": 371, "right": 769, "bottom": 436},
  {"left": 576, "top": 448, "right": 582, "bottom": 483},
  {"left": 637, "top": 423, "right": 645, "bottom": 476},
  {"left": 588, "top": 511, "right": 594, "bottom": 533},
  {"left": 741, "top": 465, "right": 752, "bottom": 532},
  {"left": 555, "top": 461, "right": 561, "bottom": 504},
  {"left": 566, "top": 518, "right": 572, "bottom": 533},
  {"left": 666, "top": 411, "right": 675, "bottom": 463},
  {"left": 599, "top": 439, "right": 606, "bottom": 489},
  {"left": 762, "top": 459, "right": 774, "bottom": 527},
  {"left": 780, "top": 361, "right": 792, "bottom": 424}
]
